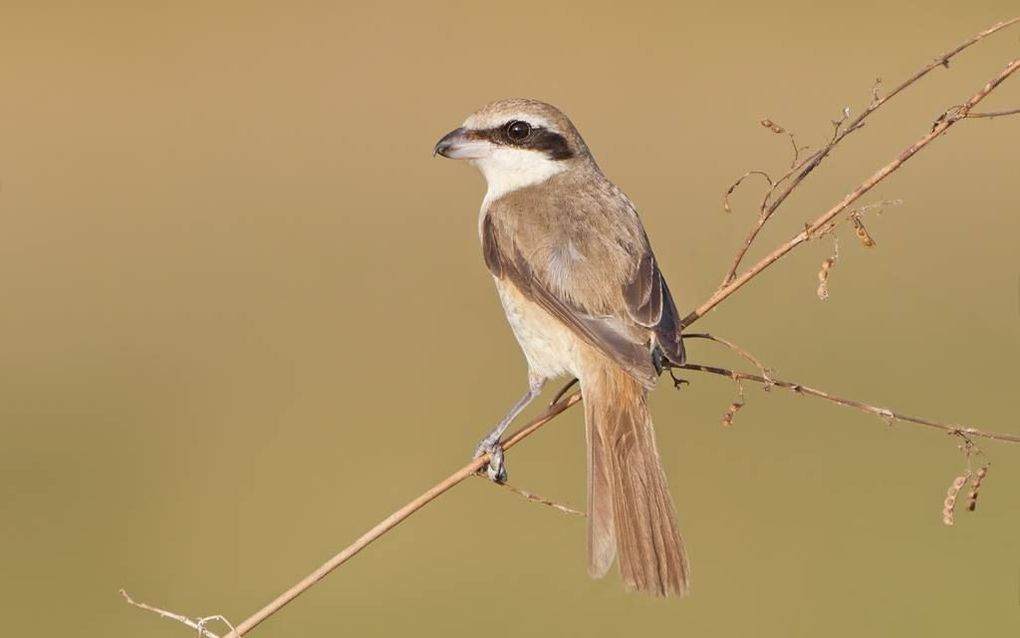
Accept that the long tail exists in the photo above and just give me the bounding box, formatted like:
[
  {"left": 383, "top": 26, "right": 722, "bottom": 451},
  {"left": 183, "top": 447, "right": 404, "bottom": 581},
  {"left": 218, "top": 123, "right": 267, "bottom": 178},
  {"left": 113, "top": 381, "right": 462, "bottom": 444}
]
[{"left": 582, "top": 359, "right": 689, "bottom": 596}]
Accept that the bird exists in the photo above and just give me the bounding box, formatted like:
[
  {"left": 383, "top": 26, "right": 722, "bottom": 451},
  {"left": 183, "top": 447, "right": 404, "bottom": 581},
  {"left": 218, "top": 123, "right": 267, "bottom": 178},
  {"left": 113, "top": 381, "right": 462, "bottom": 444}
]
[{"left": 434, "top": 98, "right": 689, "bottom": 596}]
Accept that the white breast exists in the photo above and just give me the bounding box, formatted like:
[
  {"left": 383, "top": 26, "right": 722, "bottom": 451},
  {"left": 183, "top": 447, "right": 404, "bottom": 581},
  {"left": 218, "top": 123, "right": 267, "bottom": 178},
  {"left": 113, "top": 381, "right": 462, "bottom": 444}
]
[{"left": 494, "top": 278, "right": 584, "bottom": 382}]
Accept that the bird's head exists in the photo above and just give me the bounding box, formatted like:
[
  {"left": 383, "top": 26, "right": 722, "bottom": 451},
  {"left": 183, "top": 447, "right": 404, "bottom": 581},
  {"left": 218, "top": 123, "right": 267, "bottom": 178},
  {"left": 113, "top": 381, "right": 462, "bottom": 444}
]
[{"left": 434, "top": 98, "right": 592, "bottom": 200}]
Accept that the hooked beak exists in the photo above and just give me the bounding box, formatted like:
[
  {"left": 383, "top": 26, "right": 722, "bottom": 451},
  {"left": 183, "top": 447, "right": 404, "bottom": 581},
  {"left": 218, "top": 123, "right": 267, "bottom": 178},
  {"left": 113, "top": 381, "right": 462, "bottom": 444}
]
[{"left": 433, "top": 127, "right": 492, "bottom": 160}]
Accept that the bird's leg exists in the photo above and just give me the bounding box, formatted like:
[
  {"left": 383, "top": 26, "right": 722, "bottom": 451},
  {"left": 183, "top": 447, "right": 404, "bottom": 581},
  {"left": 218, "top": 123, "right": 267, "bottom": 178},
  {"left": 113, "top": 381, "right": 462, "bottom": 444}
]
[{"left": 474, "top": 376, "right": 545, "bottom": 483}]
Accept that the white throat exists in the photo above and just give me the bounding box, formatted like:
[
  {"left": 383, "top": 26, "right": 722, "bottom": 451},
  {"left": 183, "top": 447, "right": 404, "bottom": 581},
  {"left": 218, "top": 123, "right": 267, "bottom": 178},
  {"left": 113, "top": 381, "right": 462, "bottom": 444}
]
[{"left": 473, "top": 148, "right": 566, "bottom": 209}]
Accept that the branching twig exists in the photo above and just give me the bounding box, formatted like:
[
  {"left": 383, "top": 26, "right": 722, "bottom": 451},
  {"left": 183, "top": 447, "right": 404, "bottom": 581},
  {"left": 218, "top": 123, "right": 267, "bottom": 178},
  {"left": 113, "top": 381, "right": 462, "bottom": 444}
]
[
  {"left": 723, "top": 170, "right": 774, "bottom": 214},
  {"left": 121, "top": 589, "right": 228, "bottom": 638},
  {"left": 684, "top": 53, "right": 1020, "bottom": 328},
  {"left": 674, "top": 363, "right": 1020, "bottom": 444},
  {"left": 717, "top": 15, "right": 1020, "bottom": 286},
  {"left": 682, "top": 332, "right": 774, "bottom": 383}
]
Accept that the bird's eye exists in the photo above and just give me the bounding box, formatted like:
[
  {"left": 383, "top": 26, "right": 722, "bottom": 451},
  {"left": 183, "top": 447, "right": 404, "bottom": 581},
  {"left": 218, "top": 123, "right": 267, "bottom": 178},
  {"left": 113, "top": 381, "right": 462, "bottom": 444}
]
[{"left": 505, "top": 120, "right": 532, "bottom": 142}]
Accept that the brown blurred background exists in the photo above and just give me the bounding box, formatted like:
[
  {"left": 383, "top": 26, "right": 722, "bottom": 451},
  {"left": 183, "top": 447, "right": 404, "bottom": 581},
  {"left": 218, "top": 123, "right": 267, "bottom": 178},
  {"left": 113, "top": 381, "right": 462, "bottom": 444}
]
[{"left": 1, "top": 2, "right": 1018, "bottom": 636}]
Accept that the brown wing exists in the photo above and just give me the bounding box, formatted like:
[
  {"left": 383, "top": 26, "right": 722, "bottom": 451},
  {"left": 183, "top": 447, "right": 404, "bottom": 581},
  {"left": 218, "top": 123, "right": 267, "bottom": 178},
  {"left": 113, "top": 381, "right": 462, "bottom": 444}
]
[
  {"left": 483, "top": 214, "right": 659, "bottom": 385},
  {"left": 623, "top": 247, "right": 685, "bottom": 366}
]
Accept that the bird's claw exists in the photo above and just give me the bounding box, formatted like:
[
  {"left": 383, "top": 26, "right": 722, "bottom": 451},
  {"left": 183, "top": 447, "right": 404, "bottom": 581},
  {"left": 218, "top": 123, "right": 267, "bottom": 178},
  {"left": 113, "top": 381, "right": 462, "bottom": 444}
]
[
  {"left": 473, "top": 437, "right": 507, "bottom": 483},
  {"left": 667, "top": 367, "right": 690, "bottom": 390}
]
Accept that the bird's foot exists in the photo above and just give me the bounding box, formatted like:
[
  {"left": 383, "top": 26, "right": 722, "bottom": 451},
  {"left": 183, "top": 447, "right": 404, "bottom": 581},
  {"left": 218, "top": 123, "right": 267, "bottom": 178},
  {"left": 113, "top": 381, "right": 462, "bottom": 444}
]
[
  {"left": 667, "top": 367, "right": 690, "bottom": 390},
  {"left": 473, "top": 436, "right": 507, "bottom": 483}
]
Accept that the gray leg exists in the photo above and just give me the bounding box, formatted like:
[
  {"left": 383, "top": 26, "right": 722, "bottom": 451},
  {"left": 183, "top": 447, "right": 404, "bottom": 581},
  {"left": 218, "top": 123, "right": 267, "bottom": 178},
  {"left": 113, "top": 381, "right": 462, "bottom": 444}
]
[{"left": 474, "top": 375, "right": 545, "bottom": 483}]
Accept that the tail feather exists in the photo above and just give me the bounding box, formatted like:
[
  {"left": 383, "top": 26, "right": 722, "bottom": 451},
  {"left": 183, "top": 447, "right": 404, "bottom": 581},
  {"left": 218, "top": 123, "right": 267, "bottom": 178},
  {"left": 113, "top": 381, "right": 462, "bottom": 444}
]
[
  {"left": 583, "top": 361, "right": 689, "bottom": 596},
  {"left": 586, "top": 414, "right": 616, "bottom": 578}
]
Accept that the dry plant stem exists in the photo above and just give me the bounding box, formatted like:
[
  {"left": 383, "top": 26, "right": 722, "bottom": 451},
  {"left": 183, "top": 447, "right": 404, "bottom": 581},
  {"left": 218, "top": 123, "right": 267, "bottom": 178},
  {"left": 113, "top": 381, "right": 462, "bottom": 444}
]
[
  {"left": 482, "top": 476, "right": 585, "bottom": 516},
  {"left": 683, "top": 332, "right": 774, "bottom": 380},
  {"left": 966, "top": 108, "right": 1020, "bottom": 118},
  {"left": 220, "top": 357, "right": 1020, "bottom": 635},
  {"left": 723, "top": 170, "right": 774, "bottom": 213},
  {"left": 218, "top": 358, "right": 1019, "bottom": 636},
  {"left": 684, "top": 54, "right": 1020, "bottom": 328},
  {"left": 121, "top": 589, "right": 226, "bottom": 638},
  {"left": 676, "top": 363, "right": 1020, "bottom": 444},
  {"left": 220, "top": 393, "right": 581, "bottom": 638},
  {"left": 719, "top": 15, "right": 1020, "bottom": 286}
]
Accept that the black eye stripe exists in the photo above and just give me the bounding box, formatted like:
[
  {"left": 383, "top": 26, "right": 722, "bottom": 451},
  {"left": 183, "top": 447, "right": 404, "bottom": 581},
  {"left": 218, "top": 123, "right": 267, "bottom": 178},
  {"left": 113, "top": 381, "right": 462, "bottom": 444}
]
[{"left": 471, "top": 124, "right": 574, "bottom": 161}]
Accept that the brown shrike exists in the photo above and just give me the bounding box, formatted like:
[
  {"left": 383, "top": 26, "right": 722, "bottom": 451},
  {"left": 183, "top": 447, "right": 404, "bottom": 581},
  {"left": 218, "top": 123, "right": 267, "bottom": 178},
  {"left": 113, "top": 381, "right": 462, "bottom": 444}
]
[{"left": 434, "top": 99, "right": 689, "bottom": 596}]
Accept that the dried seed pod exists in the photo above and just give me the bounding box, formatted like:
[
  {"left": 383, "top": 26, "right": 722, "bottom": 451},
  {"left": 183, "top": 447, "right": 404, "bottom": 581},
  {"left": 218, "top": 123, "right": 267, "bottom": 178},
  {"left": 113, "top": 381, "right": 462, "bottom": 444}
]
[
  {"left": 759, "top": 118, "right": 785, "bottom": 134},
  {"left": 851, "top": 216, "right": 876, "bottom": 247},
  {"left": 816, "top": 257, "right": 835, "bottom": 300},
  {"left": 966, "top": 464, "right": 989, "bottom": 512},
  {"left": 942, "top": 473, "right": 970, "bottom": 526},
  {"left": 721, "top": 401, "right": 744, "bottom": 427}
]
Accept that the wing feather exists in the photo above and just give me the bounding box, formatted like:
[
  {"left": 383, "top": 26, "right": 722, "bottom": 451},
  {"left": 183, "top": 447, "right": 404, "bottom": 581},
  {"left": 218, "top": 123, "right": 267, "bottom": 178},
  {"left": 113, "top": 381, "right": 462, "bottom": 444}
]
[
  {"left": 483, "top": 214, "right": 662, "bottom": 384},
  {"left": 624, "top": 246, "right": 684, "bottom": 366}
]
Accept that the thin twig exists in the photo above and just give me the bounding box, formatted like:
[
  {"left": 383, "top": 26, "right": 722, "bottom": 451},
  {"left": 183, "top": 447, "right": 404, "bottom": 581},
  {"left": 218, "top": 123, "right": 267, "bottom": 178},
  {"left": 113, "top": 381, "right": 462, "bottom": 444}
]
[
  {"left": 718, "top": 16, "right": 1020, "bottom": 285},
  {"left": 219, "top": 393, "right": 582, "bottom": 638},
  {"left": 482, "top": 476, "right": 585, "bottom": 516},
  {"left": 966, "top": 108, "right": 1020, "bottom": 118},
  {"left": 682, "top": 332, "right": 774, "bottom": 383},
  {"left": 549, "top": 377, "right": 579, "bottom": 406},
  {"left": 674, "top": 363, "right": 1020, "bottom": 444},
  {"left": 723, "top": 170, "right": 774, "bottom": 213},
  {"left": 684, "top": 54, "right": 1020, "bottom": 328},
  {"left": 121, "top": 589, "right": 225, "bottom": 638}
]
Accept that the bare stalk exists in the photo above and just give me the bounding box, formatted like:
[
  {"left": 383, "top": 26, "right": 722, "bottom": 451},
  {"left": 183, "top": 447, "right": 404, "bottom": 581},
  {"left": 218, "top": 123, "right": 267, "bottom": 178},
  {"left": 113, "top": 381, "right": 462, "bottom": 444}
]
[
  {"left": 966, "top": 108, "right": 1020, "bottom": 118},
  {"left": 220, "top": 394, "right": 582, "bottom": 638},
  {"left": 121, "top": 589, "right": 231, "bottom": 638}
]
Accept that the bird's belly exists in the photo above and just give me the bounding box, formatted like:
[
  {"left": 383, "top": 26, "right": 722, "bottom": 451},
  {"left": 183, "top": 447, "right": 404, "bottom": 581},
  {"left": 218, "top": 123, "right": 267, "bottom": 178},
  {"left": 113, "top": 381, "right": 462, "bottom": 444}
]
[{"left": 494, "top": 279, "right": 583, "bottom": 381}]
